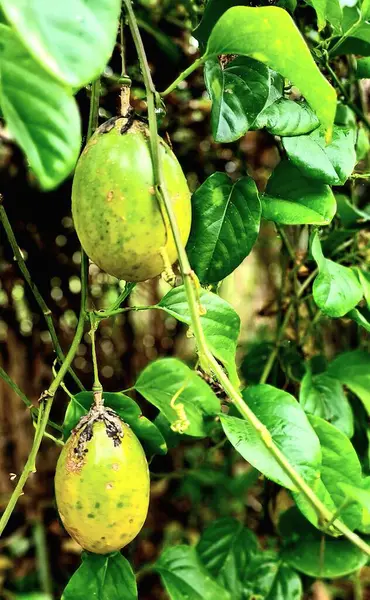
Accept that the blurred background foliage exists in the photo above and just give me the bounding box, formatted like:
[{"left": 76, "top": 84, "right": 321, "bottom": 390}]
[{"left": 1, "top": 0, "right": 370, "bottom": 598}]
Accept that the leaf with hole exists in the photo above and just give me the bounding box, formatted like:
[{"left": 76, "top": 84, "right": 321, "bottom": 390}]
[
  {"left": 0, "top": 0, "right": 121, "bottom": 88},
  {"left": 158, "top": 285, "right": 240, "bottom": 385},
  {"left": 186, "top": 173, "right": 261, "bottom": 284},
  {"left": 221, "top": 384, "right": 321, "bottom": 491},
  {"left": 262, "top": 161, "right": 336, "bottom": 225},
  {"left": 311, "top": 231, "right": 363, "bottom": 317},
  {"left": 135, "top": 358, "right": 220, "bottom": 437},
  {"left": 205, "top": 6, "right": 336, "bottom": 136},
  {"left": 0, "top": 25, "right": 80, "bottom": 190},
  {"left": 204, "top": 56, "right": 270, "bottom": 143},
  {"left": 63, "top": 391, "right": 167, "bottom": 457}
]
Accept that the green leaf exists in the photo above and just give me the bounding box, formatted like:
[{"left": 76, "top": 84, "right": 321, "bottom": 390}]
[
  {"left": 204, "top": 56, "right": 270, "bottom": 143},
  {"left": 294, "top": 415, "right": 363, "bottom": 531},
  {"left": 197, "top": 518, "right": 258, "bottom": 599},
  {"left": 355, "top": 269, "right": 370, "bottom": 306},
  {"left": 135, "top": 358, "right": 220, "bottom": 437},
  {"left": 243, "top": 554, "right": 302, "bottom": 600},
  {"left": 356, "top": 57, "right": 370, "bottom": 78},
  {"left": 311, "top": 231, "right": 363, "bottom": 317},
  {"left": 62, "top": 391, "right": 167, "bottom": 457},
  {"left": 299, "top": 370, "right": 354, "bottom": 438},
  {"left": 205, "top": 6, "right": 337, "bottom": 137},
  {"left": 262, "top": 161, "right": 336, "bottom": 225},
  {"left": 336, "top": 194, "right": 370, "bottom": 227},
  {"left": 158, "top": 286, "right": 240, "bottom": 384},
  {"left": 330, "top": 6, "right": 370, "bottom": 56},
  {"left": 154, "top": 545, "right": 231, "bottom": 600},
  {"left": 62, "top": 552, "right": 137, "bottom": 600},
  {"left": 351, "top": 477, "right": 370, "bottom": 534},
  {"left": 0, "top": 0, "right": 121, "bottom": 88},
  {"left": 347, "top": 306, "right": 370, "bottom": 332},
  {"left": 221, "top": 384, "right": 322, "bottom": 491},
  {"left": 193, "top": 0, "right": 250, "bottom": 47},
  {"left": 0, "top": 25, "right": 80, "bottom": 190},
  {"left": 255, "top": 98, "right": 320, "bottom": 136},
  {"left": 328, "top": 350, "right": 370, "bottom": 414},
  {"left": 304, "top": 0, "right": 343, "bottom": 32},
  {"left": 186, "top": 173, "right": 261, "bottom": 283},
  {"left": 283, "top": 536, "right": 368, "bottom": 578},
  {"left": 283, "top": 126, "right": 357, "bottom": 185}
]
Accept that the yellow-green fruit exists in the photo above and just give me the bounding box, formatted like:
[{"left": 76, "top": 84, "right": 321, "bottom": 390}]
[
  {"left": 71, "top": 118, "right": 192, "bottom": 281},
  {"left": 55, "top": 419, "right": 150, "bottom": 554}
]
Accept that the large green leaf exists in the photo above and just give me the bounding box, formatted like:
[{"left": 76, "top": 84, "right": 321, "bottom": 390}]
[
  {"left": 311, "top": 231, "right": 363, "bottom": 317},
  {"left": 0, "top": 0, "right": 121, "bottom": 88},
  {"left": 299, "top": 370, "right": 354, "bottom": 438},
  {"left": 262, "top": 161, "right": 336, "bottom": 225},
  {"left": 283, "top": 126, "right": 356, "bottom": 185},
  {"left": 336, "top": 194, "right": 370, "bottom": 227},
  {"left": 197, "top": 518, "right": 258, "bottom": 599},
  {"left": 205, "top": 6, "right": 337, "bottom": 136},
  {"left": 328, "top": 350, "right": 370, "bottom": 414},
  {"left": 221, "top": 384, "right": 321, "bottom": 491},
  {"left": 356, "top": 57, "right": 370, "bottom": 79},
  {"left": 154, "top": 545, "right": 231, "bottom": 600},
  {"left": 62, "top": 391, "right": 167, "bottom": 457},
  {"left": 0, "top": 25, "right": 80, "bottom": 190},
  {"left": 193, "top": 0, "right": 250, "bottom": 47},
  {"left": 347, "top": 307, "right": 370, "bottom": 332},
  {"left": 158, "top": 286, "right": 240, "bottom": 384},
  {"left": 186, "top": 173, "right": 261, "bottom": 284},
  {"left": 280, "top": 508, "right": 368, "bottom": 578},
  {"left": 294, "top": 415, "right": 363, "bottom": 531},
  {"left": 135, "top": 358, "right": 220, "bottom": 437},
  {"left": 62, "top": 552, "right": 137, "bottom": 600},
  {"left": 204, "top": 56, "right": 270, "bottom": 143},
  {"left": 243, "top": 554, "right": 302, "bottom": 600},
  {"left": 255, "top": 98, "right": 320, "bottom": 136}
]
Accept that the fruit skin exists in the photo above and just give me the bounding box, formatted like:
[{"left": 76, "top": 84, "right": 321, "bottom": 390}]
[
  {"left": 72, "top": 118, "right": 191, "bottom": 281},
  {"left": 55, "top": 418, "right": 150, "bottom": 554}
]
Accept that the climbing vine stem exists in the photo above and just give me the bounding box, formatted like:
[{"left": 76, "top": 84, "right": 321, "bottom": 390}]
[{"left": 123, "top": 0, "right": 370, "bottom": 557}]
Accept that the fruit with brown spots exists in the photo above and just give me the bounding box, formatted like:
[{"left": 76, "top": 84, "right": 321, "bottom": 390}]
[
  {"left": 54, "top": 409, "right": 150, "bottom": 554},
  {"left": 71, "top": 118, "right": 191, "bottom": 281}
]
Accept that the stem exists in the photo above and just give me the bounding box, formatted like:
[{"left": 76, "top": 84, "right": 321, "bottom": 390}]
[
  {"left": 87, "top": 78, "right": 100, "bottom": 139},
  {"left": 0, "top": 202, "right": 84, "bottom": 392},
  {"left": 123, "top": 0, "right": 370, "bottom": 558},
  {"left": 259, "top": 304, "right": 294, "bottom": 385},
  {"left": 32, "top": 517, "right": 53, "bottom": 596},
  {"left": 89, "top": 313, "right": 103, "bottom": 399},
  {"left": 102, "top": 281, "right": 136, "bottom": 314},
  {"left": 95, "top": 304, "right": 154, "bottom": 319},
  {"left": 0, "top": 365, "right": 62, "bottom": 433},
  {"left": 329, "top": 11, "right": 363, "bottom": 57},
  {"left": 325, "top": 60, "right": 370, "bottom": 131},
  {"left": 160, "top": 57, "right": 205, "bottom": 96},
  {"left": 0, "top": 253, "right": 88, "bottom": 536}
]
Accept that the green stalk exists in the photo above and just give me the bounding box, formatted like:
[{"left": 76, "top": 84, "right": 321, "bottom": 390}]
[
  {"left": 160, "top": 57, "right": 205, "bottom": 96},
  {"left": 0, "top": 201, "right": 84, "bottom": 392},
  {"left": 123, "top": 0, "right": 370, "bottom": 557}
]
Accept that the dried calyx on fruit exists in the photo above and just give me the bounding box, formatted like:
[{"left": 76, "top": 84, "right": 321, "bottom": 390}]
[
  {"left": 71, "top": 113, "right": 192, "bottom": 282},
  {"left": 55, "top": 397, "right": 150, "bottom": 554}
]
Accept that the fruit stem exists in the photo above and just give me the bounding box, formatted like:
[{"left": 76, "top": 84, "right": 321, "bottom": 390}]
[
  {"left": 89, "top": 312, "right": 103, "bottom": 404},
  {"left": 123, "top": 0, "right": 370, "bottom": 557}
]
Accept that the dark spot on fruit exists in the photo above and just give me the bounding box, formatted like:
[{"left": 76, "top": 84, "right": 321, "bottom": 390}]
[
  {"left": 117, "top": 501, "right": 124, "bottom": 508},
  {"left": 108, "top": 522, "right": 116, "bottom": 528},
  {"left": 101, "top": 536, "right": 106, "bottom": 540},
  {"left": 121, "top": 533, "right": 127, "bottom": 539},
  {"left": 129, "top": 518, "right": 134, "bottom": 524},
  {"left": 95, "top": 502, "right": 100, "bottom": 508},
  {"left": 76, "top": 501, "right": 83, "bottom": 510},
  {"left": 87, "top": 513, "right": 95, "bottom": 519}
]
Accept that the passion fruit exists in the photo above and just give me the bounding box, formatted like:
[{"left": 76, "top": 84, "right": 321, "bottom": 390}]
[
  {"left": 72, "top": 117, "right": 191, "bottom": 281},
  {"left": 55, "top": 404, "right": 150, "bottom": 554}
]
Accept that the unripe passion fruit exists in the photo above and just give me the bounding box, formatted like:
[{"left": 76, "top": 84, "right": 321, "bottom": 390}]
[
  {"left": 55, "top": 406, "right": 149, "bottom": 554},
  {"left": 72, "top": 118, "right": 191, "bottom": 281}
]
